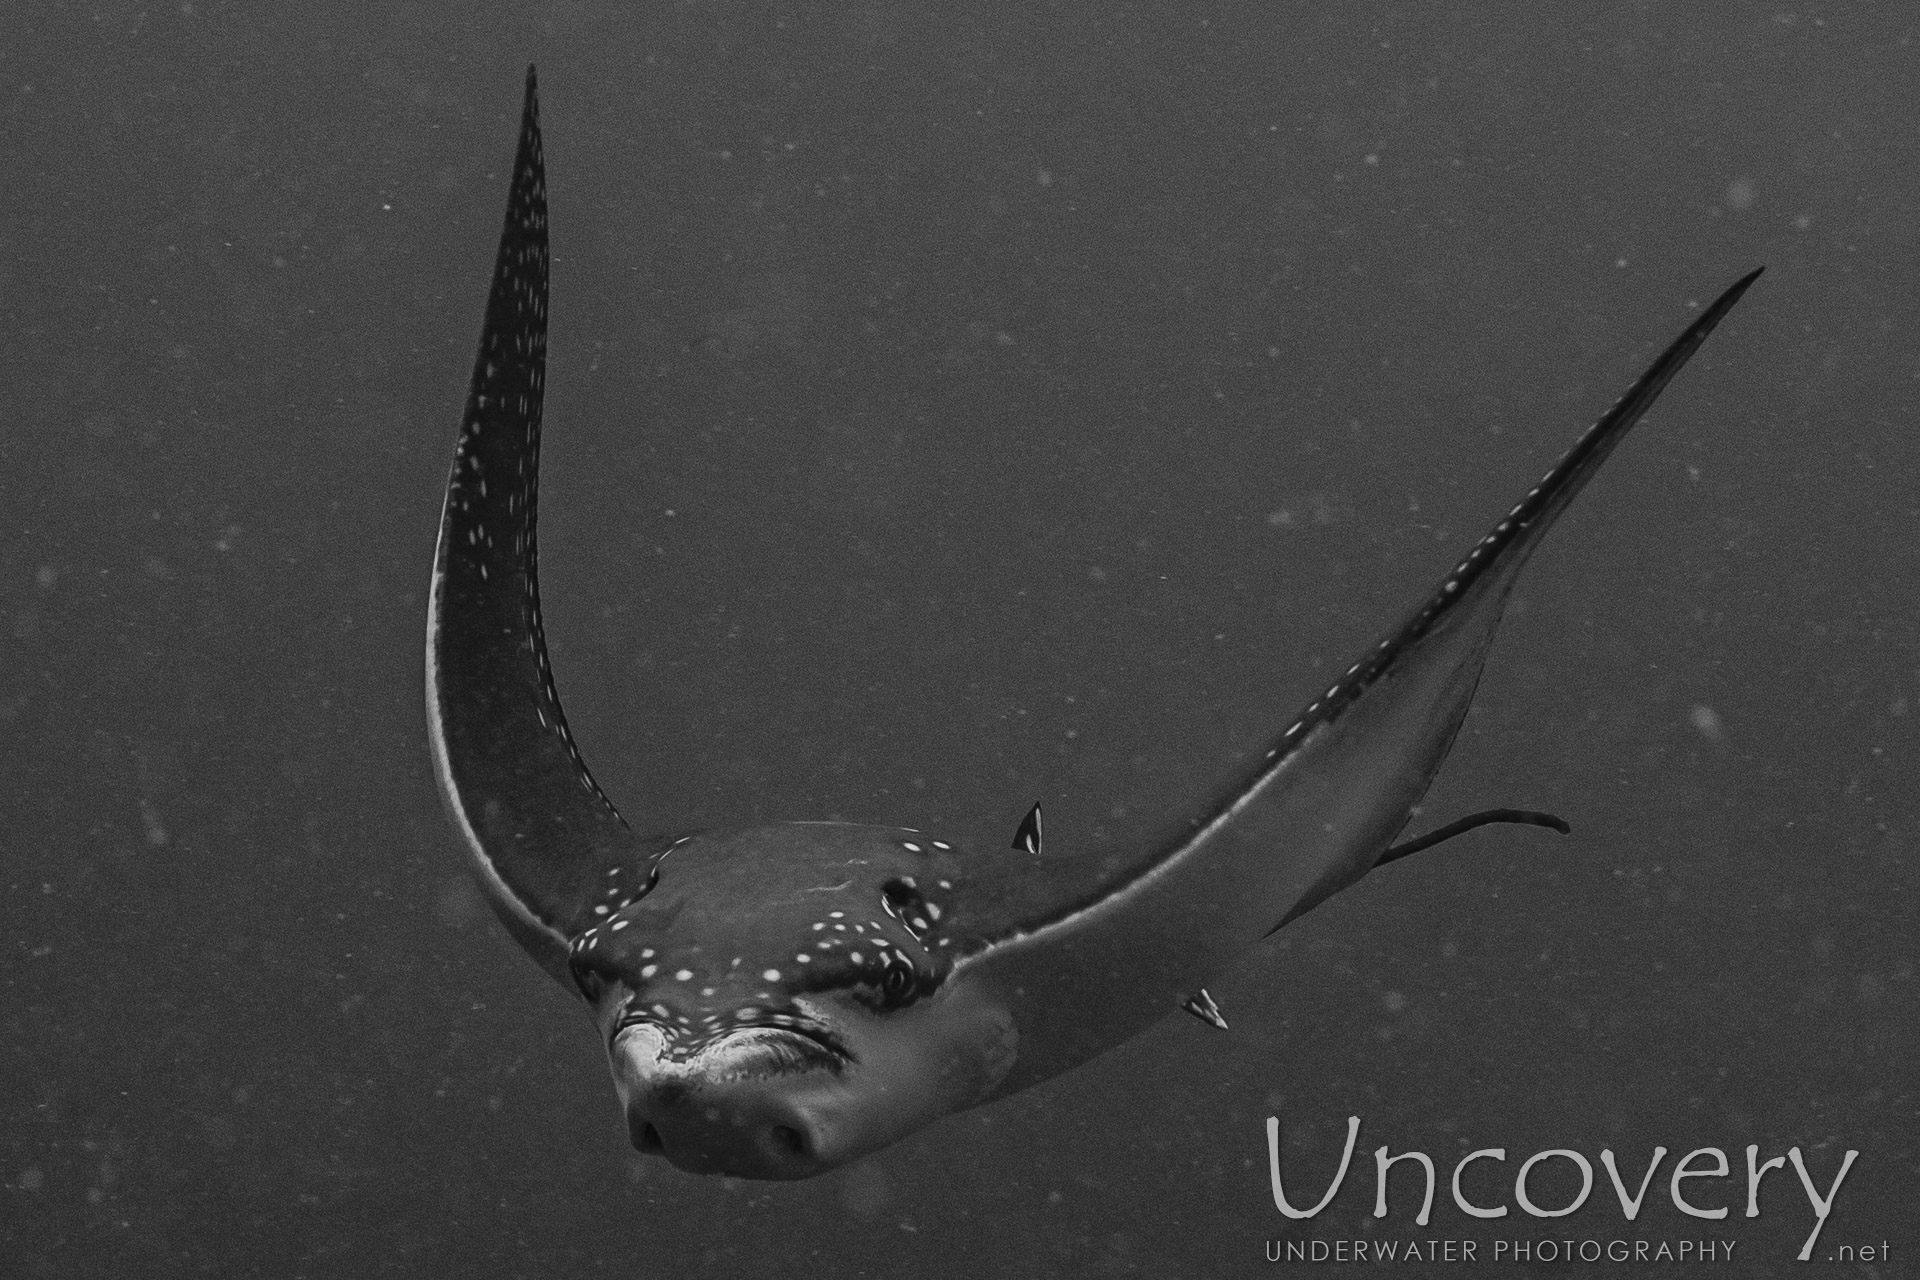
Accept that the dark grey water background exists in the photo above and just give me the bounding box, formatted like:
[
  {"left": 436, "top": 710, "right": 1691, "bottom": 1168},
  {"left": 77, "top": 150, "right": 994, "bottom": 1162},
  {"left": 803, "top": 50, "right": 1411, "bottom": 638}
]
[{"left": 3, "top": 5, "right": 1915, "bottom": 1277}]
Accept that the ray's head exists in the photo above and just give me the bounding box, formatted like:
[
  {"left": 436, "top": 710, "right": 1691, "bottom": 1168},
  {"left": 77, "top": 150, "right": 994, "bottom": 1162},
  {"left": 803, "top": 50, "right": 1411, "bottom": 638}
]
[{"left": 565, "top": 824, "right": 1014, "bottom": 1179}]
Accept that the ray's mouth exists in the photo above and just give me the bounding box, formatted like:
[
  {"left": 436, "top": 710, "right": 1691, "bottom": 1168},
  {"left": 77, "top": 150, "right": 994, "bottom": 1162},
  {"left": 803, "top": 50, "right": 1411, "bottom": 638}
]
[
  {"left": 613, "top": 1011, "right": 852, "bottom": 1075},
  {"left": 714, "top": 1025, "right": 852, "bottom": 1075}
]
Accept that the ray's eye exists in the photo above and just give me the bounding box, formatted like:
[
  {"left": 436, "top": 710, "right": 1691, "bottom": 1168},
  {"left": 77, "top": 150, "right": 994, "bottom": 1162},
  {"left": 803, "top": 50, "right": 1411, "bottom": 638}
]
[
  {"left": 881, "top": 878, "right": 923, "bottom": 917},
  {"left": 882, "top": 964, "right": 912, "bottom": 999}
]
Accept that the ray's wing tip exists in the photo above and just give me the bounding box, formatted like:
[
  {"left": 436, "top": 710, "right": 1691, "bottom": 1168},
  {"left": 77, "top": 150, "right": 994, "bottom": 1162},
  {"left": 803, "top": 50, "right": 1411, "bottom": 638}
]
[
  {"left": 1654, "top": 266, "right": 1763, "bottom": 369},
  {"left": 520, "top": 66, "right": 541, "bottom": 130},
  {"left": 1709, "top": 265, "right": 1765, "bottom": 316},
  {"left": 1726, "top": 263, "right": 1765, "bottom": 294}
]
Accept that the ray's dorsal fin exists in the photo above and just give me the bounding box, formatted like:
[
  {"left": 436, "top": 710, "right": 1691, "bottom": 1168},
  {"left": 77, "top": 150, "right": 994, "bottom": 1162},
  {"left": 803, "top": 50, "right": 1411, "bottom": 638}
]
[
  {"left": 426, "top": 67, "right": 644, "bottom": 983},
  {"left": 949, "top": 270, "right": 1762, "bottom": 1093},
  {"left": 1011, "top": 803, "right": 1044, "bottom": 856}
]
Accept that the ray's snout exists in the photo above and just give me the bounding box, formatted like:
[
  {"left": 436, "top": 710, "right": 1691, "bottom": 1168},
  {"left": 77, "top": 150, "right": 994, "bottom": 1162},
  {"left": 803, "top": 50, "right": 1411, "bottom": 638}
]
[
  {"left": 608, "top": 997, "right": 999, "bottom": 1180},
  {"left": 623, "top": 1076, "right": 828, "bottom": 1179}
]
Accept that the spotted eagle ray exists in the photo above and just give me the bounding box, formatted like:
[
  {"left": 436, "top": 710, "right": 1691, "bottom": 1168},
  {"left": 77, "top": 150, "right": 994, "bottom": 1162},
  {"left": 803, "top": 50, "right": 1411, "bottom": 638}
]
[{"left": 426, "top": 68, "right": 1760, "bottom": 1179}]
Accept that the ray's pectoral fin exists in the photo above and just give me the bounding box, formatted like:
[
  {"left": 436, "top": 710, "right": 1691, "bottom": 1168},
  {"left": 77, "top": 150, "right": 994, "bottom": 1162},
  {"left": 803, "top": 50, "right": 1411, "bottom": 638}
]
[
  {"left": 947, "top": 269, "right": 1761, "bottom": 1097},
  {"left": 425, "top": 67, "right": 650, "bottom": 985}
]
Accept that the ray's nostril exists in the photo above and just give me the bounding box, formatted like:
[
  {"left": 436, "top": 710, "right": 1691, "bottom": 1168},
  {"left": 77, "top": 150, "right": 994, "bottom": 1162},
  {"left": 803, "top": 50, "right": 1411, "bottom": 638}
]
[
  {"left": 628, "top": 1112, "right": 665, "bottom": 1153},
  {"left": 770, "top": 1124, "right": 808, "bottom": 1157},
  {"left": 624, "top": 1087, "right": 822, "bottom": 1173}
]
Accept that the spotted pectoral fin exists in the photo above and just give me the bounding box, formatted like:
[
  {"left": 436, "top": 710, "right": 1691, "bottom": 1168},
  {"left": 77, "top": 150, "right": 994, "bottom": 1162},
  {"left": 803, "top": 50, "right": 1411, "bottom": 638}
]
[
  {"left": 426, "top": 68, "right": 648, "bottom": 983},
  {"left": 947, "top": 271, "right": 1760, "bottom": 1094}
]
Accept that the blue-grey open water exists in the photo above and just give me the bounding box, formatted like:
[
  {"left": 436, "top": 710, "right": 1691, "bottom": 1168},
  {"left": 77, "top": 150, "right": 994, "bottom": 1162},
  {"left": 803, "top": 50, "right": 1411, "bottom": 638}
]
[{"left": 2, "top": 5, "right": 1914, "bottom": 1276}]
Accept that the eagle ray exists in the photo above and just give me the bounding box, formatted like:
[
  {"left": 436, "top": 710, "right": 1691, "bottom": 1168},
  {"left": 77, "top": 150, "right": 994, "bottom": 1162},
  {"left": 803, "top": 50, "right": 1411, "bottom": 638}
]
[{"left": 426, "top": 67, "right": 1760, "bottom": 1179}]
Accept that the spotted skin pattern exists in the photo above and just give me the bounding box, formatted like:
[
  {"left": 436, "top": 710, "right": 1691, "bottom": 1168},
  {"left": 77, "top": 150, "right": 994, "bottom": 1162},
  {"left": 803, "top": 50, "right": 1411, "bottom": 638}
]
[
  {"left": 1260, "top": 269, "right": 1762, "bottom": 769},
  {"left": 426, "top": 69, "right": 667, "bottom": 980},
  {"left": 427, "top": 68, "right": 1762, "bottom": 1178},
  {"left": 567, "top": 825, "right": 967, "bottom": 1062}
]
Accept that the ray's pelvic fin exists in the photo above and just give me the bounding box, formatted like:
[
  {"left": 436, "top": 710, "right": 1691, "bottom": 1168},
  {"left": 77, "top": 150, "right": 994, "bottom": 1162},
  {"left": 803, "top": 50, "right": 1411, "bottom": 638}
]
[
  {"left": 1180, "top": 988, "right": 1229, "bottom": 1031},
  {"left": 1011, "top": 803, "right": 1044, "bottom": 856}
]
